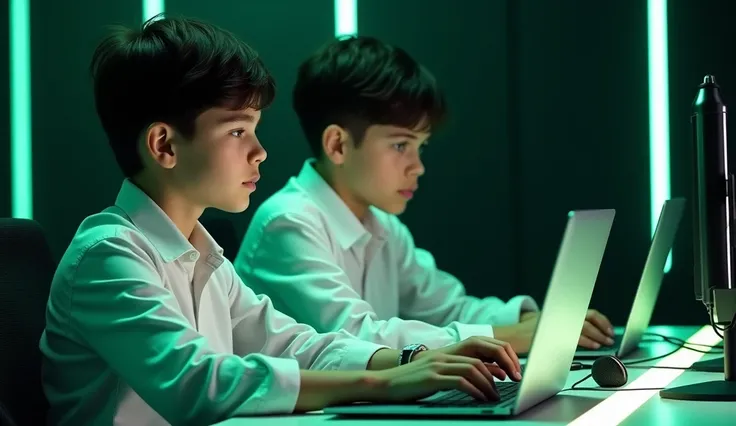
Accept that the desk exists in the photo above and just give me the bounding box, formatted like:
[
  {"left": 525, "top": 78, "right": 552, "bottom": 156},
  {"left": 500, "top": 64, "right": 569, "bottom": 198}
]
[{"left": 216, "top": 326, "right": 730, "bottom": 426}]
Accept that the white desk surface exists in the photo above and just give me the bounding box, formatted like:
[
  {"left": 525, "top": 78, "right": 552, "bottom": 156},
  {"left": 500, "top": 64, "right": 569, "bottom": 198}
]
[{"left": 215, "top": 325, "right": 732, "bottom": 426}]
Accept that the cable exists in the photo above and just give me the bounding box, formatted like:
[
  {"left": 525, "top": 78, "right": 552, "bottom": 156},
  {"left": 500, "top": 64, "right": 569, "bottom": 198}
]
[
  {"left": 560, "top": 332, "right": 720, "bottom": 393},
  {"left": 560, "top": 370, "right": 673, "bottom": 393},
  {"left": 624, "top": 346, "right": 682, "bottom": 366},
  {"left": 565, "top": 385, "right": 665, "bottom": 392},
  {"left": 705, "top": 291, "right": 736, "bottom": 338},
  {"left": 643, "top": 332, "right": 723, "bottom": 350},
  {"left": 562, "top": 339, "right": 711, "bottom": 393}
]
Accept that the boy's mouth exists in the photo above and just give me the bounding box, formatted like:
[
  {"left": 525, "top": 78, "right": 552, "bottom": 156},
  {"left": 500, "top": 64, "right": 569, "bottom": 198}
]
[{"left": 398, "top": 190, "right": 414, "bottom": 199}]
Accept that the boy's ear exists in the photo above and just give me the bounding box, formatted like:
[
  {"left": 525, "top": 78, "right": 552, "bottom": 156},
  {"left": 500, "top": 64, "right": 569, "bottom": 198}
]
[
  {"left": 322, "top": 124, "right": 350, "bottom": 166},
  {"left": 143, "top": 123, "right": 178, "bottom": 170}
]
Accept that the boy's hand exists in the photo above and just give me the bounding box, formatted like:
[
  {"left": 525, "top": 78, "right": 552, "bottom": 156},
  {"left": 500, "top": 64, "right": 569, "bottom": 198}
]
[
  {"left": 496, "top": 308, "right": 615, "bottom": 353},
  {"left": 493, "top": 316, "right": 538, "bottom": 354},
  {"left": 369, "top": 337, "right": 522, "bottom": 403},
  {"left": 578, "top": 309, "right": 615, "bottom": 348}
]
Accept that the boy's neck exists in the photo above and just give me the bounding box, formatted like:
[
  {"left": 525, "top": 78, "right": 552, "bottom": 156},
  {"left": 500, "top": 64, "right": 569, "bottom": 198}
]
[
  {"left": 313, "top": 160, "right": 369, "bottom": 222},
  {"left": 130, "top": 175, "right": 204, "bottom": 240}
]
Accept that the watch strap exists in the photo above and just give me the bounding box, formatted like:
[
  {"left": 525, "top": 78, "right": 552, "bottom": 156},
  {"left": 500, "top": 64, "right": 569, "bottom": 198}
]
[{"left": 399, "top": 343, "right": 428, "bottom": 366}]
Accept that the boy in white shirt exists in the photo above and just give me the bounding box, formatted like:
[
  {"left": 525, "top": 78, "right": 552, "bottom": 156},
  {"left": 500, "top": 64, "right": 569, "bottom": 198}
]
[
  {"left": 38, "top": 17, "right": 522, "bottom": 426},
  {"left": 235, "top": 36, "right": 615, "bottom": 354}
]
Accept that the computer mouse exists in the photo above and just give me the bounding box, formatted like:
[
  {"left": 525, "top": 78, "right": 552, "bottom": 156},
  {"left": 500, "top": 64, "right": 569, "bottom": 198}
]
[{"left": 591, "top": 355, "right": 628, "bottom": 387}]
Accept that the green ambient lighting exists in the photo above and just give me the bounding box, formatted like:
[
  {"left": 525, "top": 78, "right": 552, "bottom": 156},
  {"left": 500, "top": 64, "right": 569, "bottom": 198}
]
[
  {"left": 648, "top": 0, "right": 672, "bottom": 272},
  {"left": 143, "top": 0, "right": 164, "bottom": 21},
  {"left": 10, "top": 0, "right": 32, "bottom": 219},
  {"left": 334, "top": 0, "right": 357, "bottom": 37}
]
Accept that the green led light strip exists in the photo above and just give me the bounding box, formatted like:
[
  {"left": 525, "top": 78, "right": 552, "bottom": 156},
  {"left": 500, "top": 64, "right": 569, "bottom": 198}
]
[
  {"left": 10, "top": 0, "right": 32, "bottom": 219},
  {"left": 334, "top": 0, "right": 357, "bottom": 37},
  {"left": 648, "top": 0, "right": 672, "bottom": 272},
  {"left": 143, "top": 0, "right": 164, "bottom": 21}
]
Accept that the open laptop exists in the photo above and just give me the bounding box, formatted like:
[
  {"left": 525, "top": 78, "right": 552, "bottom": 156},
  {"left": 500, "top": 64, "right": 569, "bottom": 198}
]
[
  {"left": 574, "top": 198, "right": 685, "bottom": 360},
  {"left": 324, "top": 209, "right": 615, "bottom": 417}
]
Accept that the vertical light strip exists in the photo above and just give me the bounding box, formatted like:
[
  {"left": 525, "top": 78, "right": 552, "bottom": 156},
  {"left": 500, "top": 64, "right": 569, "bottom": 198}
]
[
  {"left": 143, "top": 0, "right": 165, "bottom": 21},
  {"left": 648, "top": 0, "right": 672, "bottom": 272},
  {"left": 567, "top": 325, "right": 721, "bottom": 426},
  {"left": 10, "top": 0, "right": 32, "bottom": 219},
  {"left": 334, "top": 0, "right": 357, "bottom": 37}
]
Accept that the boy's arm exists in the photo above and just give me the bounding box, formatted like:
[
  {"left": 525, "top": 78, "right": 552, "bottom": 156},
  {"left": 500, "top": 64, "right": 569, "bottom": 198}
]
[
  {"left": 393, "top": 219, "right": 539, "bottom": 329},
  {"left": 69, "top": 236, "right": 379, "bottom": 423},
  {"left": 234, "top": 212, "right": 476, "bottom": 349},
  {"left": 226, "top": 257, "right": 390, "bottom": 371}
]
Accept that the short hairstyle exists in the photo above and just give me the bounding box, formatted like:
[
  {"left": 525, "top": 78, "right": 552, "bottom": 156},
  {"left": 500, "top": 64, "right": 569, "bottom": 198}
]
[
  {"left": 292, "top": 36, "right": 447, "bottom": 158},
  {"left": 90, "top": 15, "right": 276, "bottom": 177}
]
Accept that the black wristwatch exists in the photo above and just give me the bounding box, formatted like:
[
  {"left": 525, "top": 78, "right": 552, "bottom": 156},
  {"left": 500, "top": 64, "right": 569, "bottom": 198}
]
[{"left": 399, "top": 343, "right": 428, "bottom": 366}]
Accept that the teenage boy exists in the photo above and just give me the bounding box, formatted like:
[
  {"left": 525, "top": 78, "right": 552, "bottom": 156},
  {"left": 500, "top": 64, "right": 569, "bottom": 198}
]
[
  {"left": 234, "top": 36, "right": 615, "bottom": 354},
  {"left": 38, "top": 18, "right": 522, "bottom": 426}
]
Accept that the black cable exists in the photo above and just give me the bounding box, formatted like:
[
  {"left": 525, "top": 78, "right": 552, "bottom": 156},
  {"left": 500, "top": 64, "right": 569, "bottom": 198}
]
[
  {"left": 705, "top": 292, "right": 736, "bottom": 338},
  {"left": 565, "top": 386, "right": 666, "bottom": 392},
  {"left": 643, "top": 332, "right": 723, "bottom": 350},
  {"left": 624, "top": 346, "right": 682, "bottom": 366},
  {"left": 561, "top": 340, "right": 705, "bottom": 393},
  {"left": 561, "top": 370, "right": 672, "bottom": 393}
]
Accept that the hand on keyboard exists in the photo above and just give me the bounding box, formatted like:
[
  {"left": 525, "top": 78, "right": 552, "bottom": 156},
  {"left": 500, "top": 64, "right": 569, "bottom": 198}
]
[{"left": 370, "top": 337, "right": 521, "bottom": 403}]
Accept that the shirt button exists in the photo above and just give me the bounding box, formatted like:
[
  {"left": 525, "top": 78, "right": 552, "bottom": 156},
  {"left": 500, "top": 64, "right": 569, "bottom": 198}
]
[{"left": 189, "top": 252, "right": 198, "bottom": 261}]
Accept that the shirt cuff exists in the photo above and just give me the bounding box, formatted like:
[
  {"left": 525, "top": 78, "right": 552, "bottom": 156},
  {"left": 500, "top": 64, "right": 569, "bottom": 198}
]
[
  {"left": 503, "top": 295, "right": 539, "bottom": 324},
  {"left": 235, "top": 354, "right": 300, "bottom": 415},
  {"left": 454, "top": 323, "right": 495, "bottom": 341},
  {"left": 338, "top": 340, "right": 390, "bottom": 371}
]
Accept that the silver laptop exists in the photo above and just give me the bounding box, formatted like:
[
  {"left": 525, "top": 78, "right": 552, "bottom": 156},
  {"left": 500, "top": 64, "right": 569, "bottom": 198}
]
[
  {"left": 574, "top": 198, "right": 685, "bottom": 359},
  {"left": 324, "top": 209, "right": 615, "bottom": 417}
]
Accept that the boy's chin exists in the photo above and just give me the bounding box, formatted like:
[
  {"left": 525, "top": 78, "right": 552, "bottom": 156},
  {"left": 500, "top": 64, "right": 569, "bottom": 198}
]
[
  {"left": 215, "top": 199, "right": 251, "bottom": 214},
  {"left": 374, "top": 200, "right": 408, "bottom": 215}
]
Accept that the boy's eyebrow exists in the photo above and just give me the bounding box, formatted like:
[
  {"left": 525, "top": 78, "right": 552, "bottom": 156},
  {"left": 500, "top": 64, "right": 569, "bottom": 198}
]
[
  {"left": 386, "top": 131, "right": 418, "bottom": 139},
  {"left": 217, "top": 112, "right": 257, "bottom": 124}
]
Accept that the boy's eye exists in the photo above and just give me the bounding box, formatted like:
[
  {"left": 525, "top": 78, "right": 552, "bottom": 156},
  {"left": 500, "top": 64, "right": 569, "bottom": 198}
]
[
  {"left": 230, "top": 129, "right": 245, "bottom": 138},
  {"left": 392, "top": 142, "right": 408, "bottom": 152}
]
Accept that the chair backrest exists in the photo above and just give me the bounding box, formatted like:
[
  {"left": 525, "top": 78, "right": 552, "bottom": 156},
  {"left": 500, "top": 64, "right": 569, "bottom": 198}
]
[
  {"left": 201, "top": 217, "right": 240, "bottom": 262},
  {"left": 0, "top": 400, "right": 19, "bottom": 426},
  {"left": 0, "top": 218, "right": 54, "bottom": 425}
]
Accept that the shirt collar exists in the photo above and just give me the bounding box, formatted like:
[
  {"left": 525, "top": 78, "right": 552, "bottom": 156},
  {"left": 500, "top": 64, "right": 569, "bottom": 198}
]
[
  {"left": 295, "top": 159, "right": 387, "bottom": 249},
  {"left": 114, "top": 179, "right": 224, "bottom": 263}
]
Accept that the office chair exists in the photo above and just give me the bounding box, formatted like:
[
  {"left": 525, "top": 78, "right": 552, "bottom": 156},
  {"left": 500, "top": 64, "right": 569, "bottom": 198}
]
[
  {"left": 0, "top": 218, "right": 54, "bottom": 425},
  {"left": 0, "top": 400, "right": 18, "bottom": 426}
]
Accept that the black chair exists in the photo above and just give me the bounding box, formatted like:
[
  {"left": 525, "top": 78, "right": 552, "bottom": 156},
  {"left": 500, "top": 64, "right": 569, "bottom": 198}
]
[
  {"left": 0, "top": 218, "right": 54, "bottom": 425},
  {"left": 200, "top": 217, "right": 240, "bottom": 262},
  {"left": 0, "top": 400, "right": 19, "bottom": 426}
]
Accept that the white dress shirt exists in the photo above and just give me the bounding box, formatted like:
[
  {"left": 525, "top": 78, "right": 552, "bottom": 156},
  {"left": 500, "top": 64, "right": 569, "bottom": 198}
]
[
  {"left": 39, "top": 179, "right": 386, "bottom": 426},
  {"left": 234, "top": 160, "right": 538, "bottom": 350}
]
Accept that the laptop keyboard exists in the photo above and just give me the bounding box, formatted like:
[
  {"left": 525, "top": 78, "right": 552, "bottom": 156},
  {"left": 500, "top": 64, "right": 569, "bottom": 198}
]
[{"left": 422, "top": 382, "right": 519, "bottom": 407}]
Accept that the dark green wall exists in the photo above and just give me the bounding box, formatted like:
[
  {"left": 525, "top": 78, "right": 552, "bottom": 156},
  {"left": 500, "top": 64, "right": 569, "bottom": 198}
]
[
  {"left": 4, "top": 0, "right": 736, "bottom": 325},
  {"left": 1, "top": 4, "right": 10, "bottom": 218},
  {"left": 30, "top": 1, "right": 138, "bottom": 266}
]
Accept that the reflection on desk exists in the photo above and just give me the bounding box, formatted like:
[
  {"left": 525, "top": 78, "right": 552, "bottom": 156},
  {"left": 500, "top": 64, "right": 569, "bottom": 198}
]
[{"left": 214, "top": 325, "right": 728, "bottom": 426}]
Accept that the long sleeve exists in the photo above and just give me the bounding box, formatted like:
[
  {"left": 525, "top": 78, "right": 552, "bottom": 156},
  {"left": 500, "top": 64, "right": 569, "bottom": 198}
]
[
  {"left": 237, "top": 212, "right": 480, "bottom": 349},
  {"left": 67, "top": 236, "right": 359, "bottom": 424},
  {"left": 393, "top": 219, "right": 539, "bottom": 330},
  {"left": 226, "top": 257, "right": 387, "bottom": 372}
]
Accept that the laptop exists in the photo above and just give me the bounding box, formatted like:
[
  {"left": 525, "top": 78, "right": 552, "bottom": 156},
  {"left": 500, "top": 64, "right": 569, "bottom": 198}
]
[
  {"left": 324, "top": 209, "right": 616, "bottom": 417},
  {"left": 574, "top": 198, "right": 685, "bottom": 360}
]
